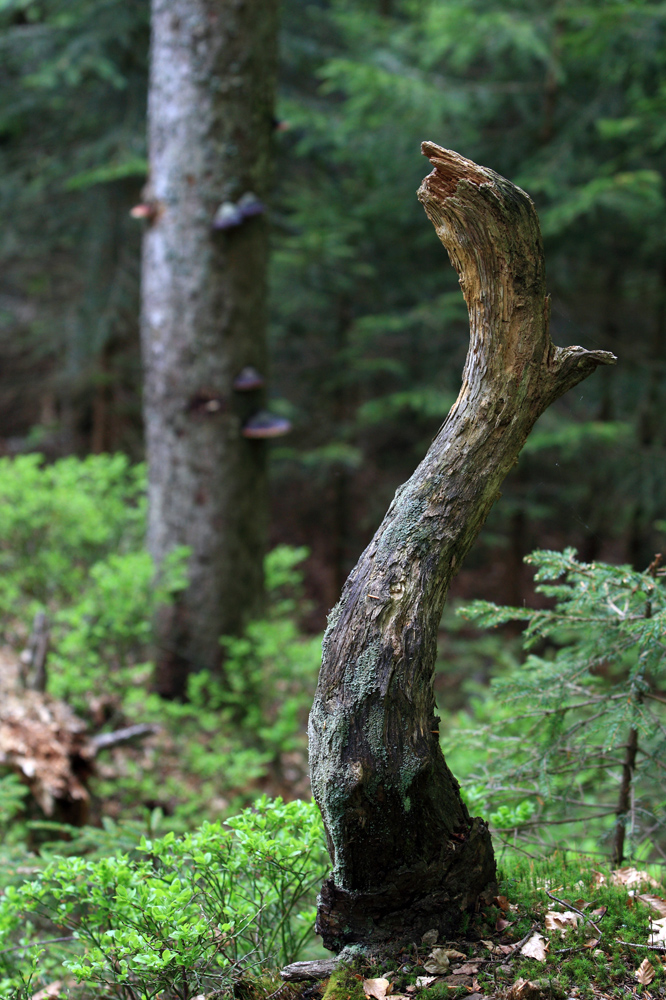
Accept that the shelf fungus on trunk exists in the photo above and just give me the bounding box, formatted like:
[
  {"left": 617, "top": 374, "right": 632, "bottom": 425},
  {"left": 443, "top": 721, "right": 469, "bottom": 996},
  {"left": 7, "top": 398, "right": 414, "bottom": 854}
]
[{"left": 308, "top": 143, "right": 616, "bottom": 953}]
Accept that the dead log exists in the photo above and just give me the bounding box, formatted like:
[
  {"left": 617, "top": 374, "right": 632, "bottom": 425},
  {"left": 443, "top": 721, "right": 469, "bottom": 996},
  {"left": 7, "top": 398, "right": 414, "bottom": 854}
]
[
  {"left": 0, "top": 649, "right": 160, "bottom": 824},
  {"left": 308, "top": 143, "right": 615, "bottom": 952}
]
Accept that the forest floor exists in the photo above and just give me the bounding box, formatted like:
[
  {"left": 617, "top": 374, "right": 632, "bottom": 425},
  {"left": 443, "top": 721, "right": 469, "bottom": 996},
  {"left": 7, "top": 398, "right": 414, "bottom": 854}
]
[{"left": 274, "top": 861, "right": 666, "bottom": 1000}]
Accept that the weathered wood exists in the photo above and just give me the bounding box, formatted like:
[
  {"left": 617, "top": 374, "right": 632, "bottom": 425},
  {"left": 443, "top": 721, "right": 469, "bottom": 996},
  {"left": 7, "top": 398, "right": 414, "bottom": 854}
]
[
  {"left": 308, "top": 143, "right": 616, "bottom": 952},
  {"left": 280, "top": 958, "right": 340, "bottom": 981}
]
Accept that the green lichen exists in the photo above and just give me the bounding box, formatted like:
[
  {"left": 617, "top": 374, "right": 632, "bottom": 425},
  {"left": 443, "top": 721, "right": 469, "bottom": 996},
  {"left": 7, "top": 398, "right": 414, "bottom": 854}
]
[
  {"left": 348, "top": 639, "right": 382, "bottom": 701},
  {"left": 364, "top": 702, "right": 388, "bottom": 765},
  {"left": 397, "top": 742, "right": 424, "bottom": 798},
  {"left": 308, "top": 706, "right": 351, "bottom": 881}
]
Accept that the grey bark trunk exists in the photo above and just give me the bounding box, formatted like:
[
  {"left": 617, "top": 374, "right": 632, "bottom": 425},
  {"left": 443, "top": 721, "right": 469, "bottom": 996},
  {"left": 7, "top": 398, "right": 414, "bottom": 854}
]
[
  {"left": 309, "top": 144, "right": 616, "bottom": 952},
  {"left": 141, "top": 0, "right": 278, "bottom": 698}
]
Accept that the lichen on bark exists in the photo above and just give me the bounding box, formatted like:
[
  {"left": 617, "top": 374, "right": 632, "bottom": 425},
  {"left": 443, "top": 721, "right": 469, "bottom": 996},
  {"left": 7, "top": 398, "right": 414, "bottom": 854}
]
[{"left": 309, "top": 143, "right": 616, "bottom": 953}]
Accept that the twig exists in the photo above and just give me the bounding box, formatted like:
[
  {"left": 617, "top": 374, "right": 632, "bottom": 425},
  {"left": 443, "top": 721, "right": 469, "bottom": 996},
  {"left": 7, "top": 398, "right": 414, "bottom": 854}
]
[
  {"left": 618, "top": 940, "right": 666, "bottom": 953},
  {"left": 500, "top": 922, "right": 540, "bottom": 961},
  {"left": 545, "top": 890, "right": 603, "bottom": 940},
  {"left": 0, "top": 935, "right": 74, "bottom": 956},
  {"left": 88, "top": 723, "right": 160, "bottom": 755},
  {"left": 546, "top": 889, "right": 603, "bottom": 955}
]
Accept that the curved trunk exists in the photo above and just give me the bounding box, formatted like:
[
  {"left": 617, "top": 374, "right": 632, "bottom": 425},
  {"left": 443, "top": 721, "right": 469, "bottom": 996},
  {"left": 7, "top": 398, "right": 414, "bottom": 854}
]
[{"left": 309, "top": 144, "right": 615, "bottom": 952}]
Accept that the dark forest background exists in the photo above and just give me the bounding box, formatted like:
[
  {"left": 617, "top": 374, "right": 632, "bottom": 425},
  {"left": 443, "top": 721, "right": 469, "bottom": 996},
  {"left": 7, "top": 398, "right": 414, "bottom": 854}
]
[{"left": 2, "top": 0, "right": 665, "bottom": 624}]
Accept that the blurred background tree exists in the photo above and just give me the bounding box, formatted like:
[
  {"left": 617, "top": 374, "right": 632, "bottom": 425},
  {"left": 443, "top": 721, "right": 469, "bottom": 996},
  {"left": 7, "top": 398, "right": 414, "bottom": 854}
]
[{"left": 1, "top": 0, "right": 665, "bottom": 621}]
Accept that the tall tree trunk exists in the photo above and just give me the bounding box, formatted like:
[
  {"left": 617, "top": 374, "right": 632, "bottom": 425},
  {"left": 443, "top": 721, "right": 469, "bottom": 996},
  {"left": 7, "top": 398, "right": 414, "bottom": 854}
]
[
  {"left": 141, "top": 0, "right": 278, "bottom": 698},
  {"left": 309, "top": 144, "right": 615, "bottom": 953}
]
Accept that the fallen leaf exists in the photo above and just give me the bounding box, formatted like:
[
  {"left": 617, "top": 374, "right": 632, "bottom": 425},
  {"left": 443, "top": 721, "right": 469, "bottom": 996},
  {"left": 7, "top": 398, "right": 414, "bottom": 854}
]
[
  {"left": 649, "top": 917, "right": 666, "bottom": 946},
  {"left": 583, "top": 938, "right": 600, "bottom": 949},
  {"left": 545, "top": 910, "right": 579, "bottom": 933},
  {"left": 610, "top": 867, "right": 660, "bottom": 889},
  {"left": 405, "top": 988, "right": 416, "bottom": 994},
  {"left": 424, "top": 949, "right": 450, "bottom": 974},
  {"left": 639, "top": 894, "right": 666, "bottom": 918},
  {"left": 480, "top": 939, "right": 501, "bottom": 954},
  {"left": 31, "top": 985, "right": 62, "bottom": 1000},
  {"left": 591, "top": 870, "right": 607, "bottom": 887},
  {"left": 496, "top": 916, "right": 510, "bottom": 932},
  {"left": 451, "top": 963, "right": 480, "bottom": 975},
  {"left": 494, "top": 895, "right": 509, "bottom": 912},
  {"left": 415, "top": 977, "right": 436, "bottom": 989},
  {"left": 364, "top": 978, "right": 391, "bottom": 1000},
  {"left": 520, "top": 932, "right": 548, "bottom": 962},
  {"left": 635, "top": 958, "right": 655, "bottom": 985},
  {"left": 441, "top": 975, "right": 471, "bottom": 987},
  {"left": 439, "top": 949, "right": 466, "bottom": 961},
  {"left": 421, "top": 928, "right": 438, "bottom": 946},
  {"left": 506, "top": 978, "right": 544, "bottom": 1000},
  {"left": 590, "top": 905, "right": 607, "bottom": 918},
  {"left": 498, "top": 944, "right": 515, "bottom": 955},
  {"left": 574, "top": 898, "right": 590, "bottom": 910}
]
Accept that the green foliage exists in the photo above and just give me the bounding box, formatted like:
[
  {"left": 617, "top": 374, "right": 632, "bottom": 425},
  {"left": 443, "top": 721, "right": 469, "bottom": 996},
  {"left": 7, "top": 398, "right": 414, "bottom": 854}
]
[
  {"left": 449, "top": 549, "right": 666, "bottom": 858},
  {"left": 0, "top": 455, "right": 320, "bottom": 824},
  {"left": 0, "top": 773, "right": 29, "bottom": 832},
  {"left": 0, "top": 453, "right": 145, "bottom": 616},
  {"left": 0, "top": 797, "right": 329, "bottom": 1000}
]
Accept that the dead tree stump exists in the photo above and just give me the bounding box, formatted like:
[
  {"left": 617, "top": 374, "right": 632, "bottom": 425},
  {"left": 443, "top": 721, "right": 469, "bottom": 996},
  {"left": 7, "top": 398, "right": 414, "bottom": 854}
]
[{"left": 308, "top": 143, "right": 615, "bottom": 952}]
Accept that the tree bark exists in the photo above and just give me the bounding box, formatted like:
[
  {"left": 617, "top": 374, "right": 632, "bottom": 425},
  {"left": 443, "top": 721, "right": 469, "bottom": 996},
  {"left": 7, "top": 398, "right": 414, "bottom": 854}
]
[
  {"left": 141, "top": 0, "right": 278, "bottom": 698},
  {"left": 309, "top": 143, "right": 616, "bottom": 953}
]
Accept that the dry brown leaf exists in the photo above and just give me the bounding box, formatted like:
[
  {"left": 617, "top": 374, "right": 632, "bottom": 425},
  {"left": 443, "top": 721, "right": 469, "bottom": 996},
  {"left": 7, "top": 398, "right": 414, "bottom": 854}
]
[
  {"left": 591, "top": 870, "right": 607, "bottom": 887},
  {"left": 441, "top": 975, "right": 471, "bottom": 988},
  {"left": 583, "top": 938, "right": 600, "bottom": 949},
  {"left": 363, "top": 978, "right": 391, "bottom": 1000},
  {"left": 496, "top": 916, "right": 510, "bottom": 932},
  {"left": 31, "top": 985, "right": 63, "bottom": 1000},
  {"left": 545, "top": 910, "right": 579, "bottom": 933},
  {"left": 506, "top": 978, "right": 544, "bottom": 1000},
  {"left": 421, "top": 928, "right": 438, "bottom": 946},
  {"left": 405, "top": 987, "right": 416, "bottom": 994},
  {"left": 591, "top": 905, "right": 607, "bottom": 918},
  {"left": 639, "top": 894, "right": 666, "bottom": 918},
  {"left": 649, "top": 917, "right": 666, "bottom": 945},
  {"left": 439, "top": 949, "right": 466, "bottom": 961},
  {"left": 498, "top": 944, "right": 515, "bottom": 955},
  {"left": 520, "top": 932, "right": 548, "bottom": 962},
  {"left": 415, "top": 977, "right": 436, "bottom": 989},
  {"left": 610, "top": 867, "right": 660, "bottom": 889},
  {"left": 451, "top": 963, "right": 480, "bottom": 975},
  {"left": 494, "top": 895, "right": 509, "bottom": 912},
  {"left": 423, "top": 949, "right": 450, "bottom": 974},
  {"left": 635, "top": 958, "right": 655, "bottom": 985}
]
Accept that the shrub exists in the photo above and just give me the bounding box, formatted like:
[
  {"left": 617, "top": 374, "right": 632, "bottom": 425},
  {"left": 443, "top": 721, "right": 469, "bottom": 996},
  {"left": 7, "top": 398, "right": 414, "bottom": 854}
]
[{"left": 0, "top": 796, "right": 329, "bottom": 1000}]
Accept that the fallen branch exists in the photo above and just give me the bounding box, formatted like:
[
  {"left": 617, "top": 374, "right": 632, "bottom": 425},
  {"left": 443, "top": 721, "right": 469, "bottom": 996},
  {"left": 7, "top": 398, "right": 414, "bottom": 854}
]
[{"left": 88, "top": 723, "right": 160, "bottom": 756}]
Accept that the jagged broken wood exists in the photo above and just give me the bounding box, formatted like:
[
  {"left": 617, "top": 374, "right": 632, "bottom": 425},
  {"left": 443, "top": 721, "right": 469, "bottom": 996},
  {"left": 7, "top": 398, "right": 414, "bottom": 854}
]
[{"left": 308, "top": 142, "right": 616, "bottom": 952}]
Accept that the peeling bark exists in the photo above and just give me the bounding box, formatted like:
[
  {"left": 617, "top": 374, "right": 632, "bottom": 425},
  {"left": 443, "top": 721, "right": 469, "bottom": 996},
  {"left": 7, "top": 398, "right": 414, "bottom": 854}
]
[
  {"left": 141, "top": 0, "right": 278, "bottom": 698},
  {"left": 309, "top": 144, "right": 616, "bottom": 952}
]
